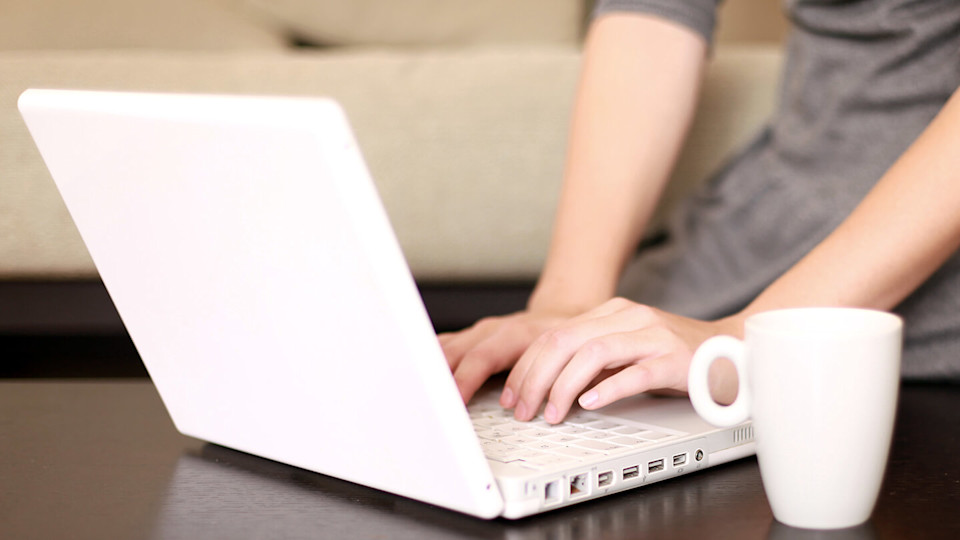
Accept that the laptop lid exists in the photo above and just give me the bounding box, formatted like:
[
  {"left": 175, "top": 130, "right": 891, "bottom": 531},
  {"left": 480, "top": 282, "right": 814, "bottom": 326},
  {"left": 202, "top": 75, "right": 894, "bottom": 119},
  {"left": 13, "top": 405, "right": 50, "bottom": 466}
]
[{"left": 19, "top": 89, "right": 504, "bottom": 518}]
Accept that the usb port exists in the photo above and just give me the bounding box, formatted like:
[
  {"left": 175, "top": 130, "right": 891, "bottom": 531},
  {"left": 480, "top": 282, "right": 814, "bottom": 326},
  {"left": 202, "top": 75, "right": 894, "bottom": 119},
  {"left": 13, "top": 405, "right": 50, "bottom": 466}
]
[
  {"left": 673, "top": 453, "right": 688, "bottom": 467},
  {"left": 598, "top": 471, "right": 613, "bottom": 487},
  {"left": 648, "top": 459, "right": 665, "bottom": 474},
  {"left": 623, "top": 465, "right": 640, "bottom": 479}
]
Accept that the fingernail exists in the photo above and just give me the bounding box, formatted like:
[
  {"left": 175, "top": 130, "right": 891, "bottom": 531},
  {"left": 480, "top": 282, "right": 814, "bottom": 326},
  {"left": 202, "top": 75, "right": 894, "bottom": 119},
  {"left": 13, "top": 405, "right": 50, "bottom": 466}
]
[
  {"left": 500, "top": 387, "right": 514, "bottom": 407},
  {"left": 514, "top": 401, "right": 528, "bottom": 420},
  {"left": 544, "top": 403, "right": 558, "bottom": 423},
  {"left": 579, "top": 390, "right": 599, "bottom": 409}
]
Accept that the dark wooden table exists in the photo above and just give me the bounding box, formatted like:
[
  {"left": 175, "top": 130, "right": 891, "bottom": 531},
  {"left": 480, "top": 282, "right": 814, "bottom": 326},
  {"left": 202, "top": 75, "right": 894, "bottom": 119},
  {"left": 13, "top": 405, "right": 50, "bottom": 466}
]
[{"left": 1, "top": 380, "right": 957, "bottom": 539}]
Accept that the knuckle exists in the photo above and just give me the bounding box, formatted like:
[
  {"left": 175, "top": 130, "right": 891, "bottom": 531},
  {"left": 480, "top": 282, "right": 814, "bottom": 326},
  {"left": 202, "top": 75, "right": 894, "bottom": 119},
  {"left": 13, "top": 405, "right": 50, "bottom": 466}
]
[
  {"left": 459, "top": 348, "right": 494, "bottom": 369},
  {"left": 580, "top": 338, "right": 609, "bottom": 360},
  {"left": 623, "top": 303, "right": 656, "bottom": 321},
  {"left": 607, "top": 296, "right": 632, "bottom": 308},
  {"left": 542, "top": 328, "right": 573, "bottom": 351},
  {"left": 464, "top": 344, "right": 518, "bottom": 374},
  {"left": 472, "top": 316, "right": 502, "bottom": 332}
]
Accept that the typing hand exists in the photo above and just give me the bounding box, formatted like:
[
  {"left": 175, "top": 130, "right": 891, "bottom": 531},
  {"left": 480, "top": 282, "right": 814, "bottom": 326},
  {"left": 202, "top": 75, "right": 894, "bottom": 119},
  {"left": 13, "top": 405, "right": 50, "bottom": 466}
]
[
  {"left": 498, "top": 297, "right": 741, "bottom": 424},
  {"left": 439, "top": 310, "right": 571, "bottom": 404}
]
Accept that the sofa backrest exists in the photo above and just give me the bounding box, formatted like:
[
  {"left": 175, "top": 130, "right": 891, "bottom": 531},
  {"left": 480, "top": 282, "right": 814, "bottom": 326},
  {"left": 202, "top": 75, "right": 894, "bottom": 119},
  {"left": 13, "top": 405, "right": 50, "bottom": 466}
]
[{"left": 0, "top": 0, "right": 288, "bottom": 51}]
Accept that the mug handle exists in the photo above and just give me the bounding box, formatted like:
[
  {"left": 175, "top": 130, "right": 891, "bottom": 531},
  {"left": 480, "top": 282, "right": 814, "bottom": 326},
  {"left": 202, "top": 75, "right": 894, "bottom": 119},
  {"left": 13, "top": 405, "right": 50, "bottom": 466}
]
[{"left": 688, "top": 335, "right": 751, "bottom": 426}]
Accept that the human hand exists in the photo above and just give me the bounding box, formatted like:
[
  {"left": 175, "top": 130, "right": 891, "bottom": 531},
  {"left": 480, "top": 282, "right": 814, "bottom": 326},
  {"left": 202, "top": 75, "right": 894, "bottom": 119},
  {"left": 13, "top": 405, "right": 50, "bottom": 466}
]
[
  {"left": 439, "top": 310, "right": 574, "bottom": 404},
  {"left": 500, "top": 297, "right": 742, "bottom": 424}
]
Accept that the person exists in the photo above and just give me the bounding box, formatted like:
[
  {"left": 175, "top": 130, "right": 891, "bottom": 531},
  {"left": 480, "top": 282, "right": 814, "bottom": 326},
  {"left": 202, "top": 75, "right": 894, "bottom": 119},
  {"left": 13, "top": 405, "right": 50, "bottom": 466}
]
[{"left": 439, "top": 0, "right": 960, "bottom": 424}]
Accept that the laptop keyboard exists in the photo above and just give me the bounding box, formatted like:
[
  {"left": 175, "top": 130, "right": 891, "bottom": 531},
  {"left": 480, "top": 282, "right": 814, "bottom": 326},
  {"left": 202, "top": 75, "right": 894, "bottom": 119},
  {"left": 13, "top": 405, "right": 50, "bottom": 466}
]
[{"left": 469, "top": 401, "right": 676, "bottom": 470}]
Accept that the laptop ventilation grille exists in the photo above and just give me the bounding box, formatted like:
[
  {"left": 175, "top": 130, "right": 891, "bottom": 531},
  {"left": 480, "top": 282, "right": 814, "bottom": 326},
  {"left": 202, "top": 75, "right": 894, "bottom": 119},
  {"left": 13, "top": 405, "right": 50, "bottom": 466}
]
[{"left": 734, "top": 426, "right": 755, "bottom": 444}]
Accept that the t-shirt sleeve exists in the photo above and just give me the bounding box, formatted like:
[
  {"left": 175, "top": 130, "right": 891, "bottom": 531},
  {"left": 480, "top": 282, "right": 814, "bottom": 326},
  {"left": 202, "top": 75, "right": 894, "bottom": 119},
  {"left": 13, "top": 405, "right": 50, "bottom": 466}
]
[{"left": 592, "top": 0, "right": 722, "bottom": 44}]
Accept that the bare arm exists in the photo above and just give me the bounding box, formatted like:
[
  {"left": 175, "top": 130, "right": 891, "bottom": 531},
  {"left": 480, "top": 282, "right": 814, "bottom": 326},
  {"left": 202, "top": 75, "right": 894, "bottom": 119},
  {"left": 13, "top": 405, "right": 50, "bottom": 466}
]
[
  {"left": 441, "top": 13, "right": 709, "bottom": 403},
  {"left": 737, "top": 87, "right": 960, "bottom": 318},
  {"left": 529, "top": 13, "right": 709, "bottom": 314}
]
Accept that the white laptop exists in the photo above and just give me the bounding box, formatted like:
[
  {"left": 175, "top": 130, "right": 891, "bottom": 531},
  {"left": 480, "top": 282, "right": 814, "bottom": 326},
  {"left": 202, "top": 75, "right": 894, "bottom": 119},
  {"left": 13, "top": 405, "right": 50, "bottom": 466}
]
[{"left": 18, "top": 89, "right": 755, "bottom": 519}]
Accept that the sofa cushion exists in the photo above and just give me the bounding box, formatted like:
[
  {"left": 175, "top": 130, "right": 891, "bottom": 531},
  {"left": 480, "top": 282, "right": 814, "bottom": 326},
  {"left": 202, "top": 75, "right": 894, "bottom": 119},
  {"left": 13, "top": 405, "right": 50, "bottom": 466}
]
[
  {"left": 232, "top": 0, "right": 586, "bottom": 47},
  {"left": 1, "top": 48, "right": 581, "bottom": 280},
  {"left": 0, "top": 0, "right": 287, "bottom": 51}
]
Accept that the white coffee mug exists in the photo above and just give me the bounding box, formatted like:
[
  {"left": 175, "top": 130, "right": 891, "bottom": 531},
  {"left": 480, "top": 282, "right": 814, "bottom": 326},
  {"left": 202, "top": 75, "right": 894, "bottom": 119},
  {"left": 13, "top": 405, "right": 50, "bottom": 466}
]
[{"left": 688, "top": 307, "right": 902, "bottom": 529}]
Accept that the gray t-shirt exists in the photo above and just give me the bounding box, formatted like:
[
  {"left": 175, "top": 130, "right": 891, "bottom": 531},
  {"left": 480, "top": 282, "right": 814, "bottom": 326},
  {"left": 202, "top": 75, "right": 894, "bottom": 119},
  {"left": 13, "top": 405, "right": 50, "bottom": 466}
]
[{"left": 596, "top": 0, "right": 960, "bottom": 380}]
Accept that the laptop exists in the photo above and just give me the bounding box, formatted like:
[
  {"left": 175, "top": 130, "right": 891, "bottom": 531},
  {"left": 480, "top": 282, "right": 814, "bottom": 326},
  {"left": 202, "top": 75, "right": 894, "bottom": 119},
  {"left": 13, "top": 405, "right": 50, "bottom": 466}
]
[{"left": 18, "top": 89, "right": 756, "bottom": 519}]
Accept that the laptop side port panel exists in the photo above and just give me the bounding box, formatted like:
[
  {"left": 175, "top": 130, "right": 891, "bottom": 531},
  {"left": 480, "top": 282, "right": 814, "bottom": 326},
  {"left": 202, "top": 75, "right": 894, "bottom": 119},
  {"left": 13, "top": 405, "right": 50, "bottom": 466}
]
[{"left": 521, "top": 438, "right": 713, "bottom": 516}]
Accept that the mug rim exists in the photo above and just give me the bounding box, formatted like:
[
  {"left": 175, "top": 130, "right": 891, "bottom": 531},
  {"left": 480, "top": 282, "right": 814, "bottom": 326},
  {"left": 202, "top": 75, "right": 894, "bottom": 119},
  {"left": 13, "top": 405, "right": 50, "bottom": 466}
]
[{"left": 745, "top": 307, "right": 902, "bottom": 338}]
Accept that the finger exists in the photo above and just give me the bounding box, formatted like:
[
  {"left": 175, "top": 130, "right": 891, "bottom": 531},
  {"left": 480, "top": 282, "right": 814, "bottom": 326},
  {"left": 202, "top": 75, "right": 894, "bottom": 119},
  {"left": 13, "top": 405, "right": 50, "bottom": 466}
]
[
  {"left": 452, "top": 323, "right": 541, "bottom": 404},
  {"left": 500, "top": 331, "right": 549, "bottom": 409},
  {"left": 440, "top": 317, "right": 504, "bottom": 371},
  {"left": 500, "top": 298, "right": 630, "bottom": 409},
  {"left": 501, "top": 298, "right": 640, "bottom": 406},
  {"left": 453, "top": 353, "right": 506, "bottom": 405},
  {"left": 509, "top": 304, "right": 660, "bottom": 421},
  {"left": 579, "top": 353, "right": 690, "bottom": 411},
  {"left": 542, "top": 329, "right": 669, "bottom": 422}
]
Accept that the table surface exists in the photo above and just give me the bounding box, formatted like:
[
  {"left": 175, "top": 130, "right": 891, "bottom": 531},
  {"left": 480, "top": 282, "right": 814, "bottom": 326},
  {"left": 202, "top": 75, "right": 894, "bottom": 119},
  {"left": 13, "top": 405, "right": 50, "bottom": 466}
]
[{"left": 1, "top": 380, "right": 957, "bottom": 540}]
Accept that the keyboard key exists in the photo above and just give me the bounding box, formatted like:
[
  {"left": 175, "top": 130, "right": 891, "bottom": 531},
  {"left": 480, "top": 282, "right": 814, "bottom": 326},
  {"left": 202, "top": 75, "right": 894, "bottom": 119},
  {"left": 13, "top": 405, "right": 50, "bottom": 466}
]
[
  {"left": 572, "top": 439, "right": 628, "bottom": 453},
  {"left": 582, "top": 420, "right": 623, "bottom": 430},
  {"left": 485, "top": 454, "right": 520, "bottom": 463},
  {"left": 527, "top": 441, "right": 562, "bottom": 452},
  {"left": 474, "top": 417, "right": 511, "bottom": 428},
  {"left": 553, "top": 447, "right": 604, "bottom": 459},
  {"left": 486, "top": 442, "right": 521, "bottom": 452},
  {"left": 503, "top": 423, "right": 536, "bottom": 433},
  {"left": 546, "top": 434, "right": 582, "bottom": 444},
  {"left": 501, "top": 435, "right": 538, "bottom": 446},
  {"left": 635, "top": 430, "right": 670, "bottom": 440},
  {"left": 558, "top": 427, "right": 590, "bottom": 435},
  {"left": 609, "top": 436, "right": 646, "bottom": 446},
  {"left": 484, "top": 443, "right": 524, "bottom": 459},
  {"left": 484, "top": 429, "right": 511, "bottom": 440},
  {"left": 581, "top": 431, "right": 615, "bottom": 440},
  {"left": 563, "top": 413, "right": 599, "bottom": 426},
  {"left": 524, "top": 454, "right": 579, "bottom": 467}
]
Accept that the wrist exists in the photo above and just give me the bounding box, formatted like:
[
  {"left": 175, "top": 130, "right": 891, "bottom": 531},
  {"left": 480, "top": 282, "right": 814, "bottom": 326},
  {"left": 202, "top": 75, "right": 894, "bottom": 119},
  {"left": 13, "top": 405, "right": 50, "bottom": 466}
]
[
  {"left": 527, "top": 280, "right": 613, "bottom": 316},
  {"left": 714, "top": 311, "right": 748, "bottom": 340}
]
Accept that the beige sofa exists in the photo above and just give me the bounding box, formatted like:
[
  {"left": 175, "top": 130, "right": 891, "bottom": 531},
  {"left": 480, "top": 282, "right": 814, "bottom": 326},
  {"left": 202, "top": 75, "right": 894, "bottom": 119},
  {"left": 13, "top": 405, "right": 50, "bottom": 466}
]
[{"left": 0, "top": 0, "right": 784, "bottom": 335}]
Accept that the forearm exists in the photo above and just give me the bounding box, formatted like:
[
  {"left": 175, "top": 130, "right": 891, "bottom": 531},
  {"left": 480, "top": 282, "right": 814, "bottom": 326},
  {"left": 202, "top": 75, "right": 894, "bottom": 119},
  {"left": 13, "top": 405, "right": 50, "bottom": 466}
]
[
  {"left": 529, "top": 13, "right": 708, "bottom": 314},
  {"left": 739, "top": 87, "right": 960, "bottom": 321}
]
